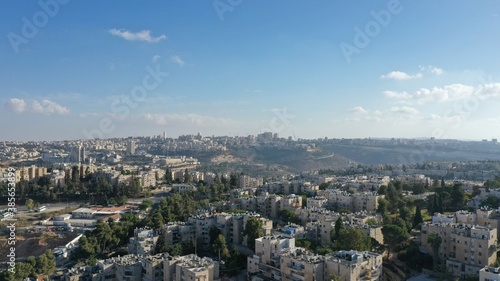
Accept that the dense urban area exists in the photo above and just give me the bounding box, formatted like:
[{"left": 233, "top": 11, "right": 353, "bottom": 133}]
[{"left": 3, "top": 133, "right": 500, "bottom": 281}]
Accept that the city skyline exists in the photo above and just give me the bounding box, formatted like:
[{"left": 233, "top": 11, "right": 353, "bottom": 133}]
[{"left": 2, "top": 1, "right": 500, "bottom": 141}]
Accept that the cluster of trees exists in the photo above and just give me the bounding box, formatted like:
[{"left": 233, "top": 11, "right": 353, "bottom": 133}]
[
  {"left": 146, "top": 192, "right": 210, "bottom": 230},
  {"left": 0, "top": 167, "right": 144, "bottom": 205},
  {"left": 278, "top": 209, "right": 301, "bottom": 225},
  {"left": 330, "top": 217, "right": 372, "bottom": 252},
  {"left": 243, "top": 217, "right": 264, "bottom": 251},
  {"left": 70, "top": 213, "right": 141, "bottom": 265},
  {"left": 427, "top": 183, "right": 467, "bottom": 214},
  {"left": 0, "top": 250, "right": 56, "bottom": 280}
]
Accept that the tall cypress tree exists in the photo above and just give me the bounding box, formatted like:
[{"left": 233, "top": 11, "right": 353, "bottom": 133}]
[{"left": 413, "top": 205, "right": 423, "bottom": 228}]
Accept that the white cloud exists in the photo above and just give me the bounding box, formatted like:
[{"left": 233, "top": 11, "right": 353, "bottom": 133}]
[
  {"left": 108, "top": 29, "right": 166, "bottom": 43},
  {"left": 170, "top": 55, "right": 185, "bottom": 66},
  {"left": 381, "top": 65, "right": 444, "bottom": 80},
  {"left": 383, "top": 83, "right": 500, "bottom": 104},
  {"left": 152, "top": 55, "right": 161, "bottom": 63},
  {"left": 383, "top": 91, "right": 411, "bottom": 100},
  {"left": 4, "top": 98, "right": 69, "bottom": 115},
  {"left": 5, "top": 98, "right": 27, "bottom": 113},
  {"left": 347, "top": 106, "right": 368, "bottom": 114},
  {"left": 389, "top": 106, "right": 419, "bottom": 115},
  {"left": 381, "top": 71, "right": 422, "bottom": 80},
  {"left": 419, "top": 65, "right": 444, "bottom": 75}
]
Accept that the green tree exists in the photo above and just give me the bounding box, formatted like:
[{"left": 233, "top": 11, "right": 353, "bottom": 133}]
[
  {"left": 93, "top": 221, "right": 116, "bottom": 254},
  {"left": 332, "top": 217, "right": 345, "bottom": 241},
  {"left": 152, "top": 208, "right": 165, "bottom": 230},
  {"left": 168, "top": 243, "right": 183, "bottom": 256},
  {"left": 184, "top": 168, "right": 191, "bottom": 183},
  {"left": 279, "top": 209, "right": 301, "bottom": 224},
  {"left": 365, "top": 218, "right": 378, "bottom": 226},
  {"left": 36, "top": 250, "right": 56, "bottom": 276},
  {"left": 115, "top": 195, "right": 128, "bottom": 206},
  {"left": 450, "top": 184, "right": 465, "bottom": 211},
  {"left": 155, "top": 229, "right": 169, "bottom": 254},
  {"left": 377, "top": 198, "right": 388, "bottom": 214},
  {"left": 428, "top": 232, "right": 442, "bottom": 268},
  {"left": 399, "top": 206, "right": 413, "bottom": 230},
  {"left": 209, "top": 226, "right": 221, "bottom": 245},
  {"left": 139, "top": 199, "right": 153, "bottom": 211},
  {"left": 165, "top": 168, "right": 173, "bottom": 184},
  {"left": 212, "top": 234, "right": 231, "bottom": 260},
  {"left": 336, "top": 228, "right": 371, "bottom": 251},
  {"left": 25, "top": 198, "right": 35, "bottom": 211},
  {"left": 382, "top": 224, "right": 409, "bottom": 258},
  {"left": 413, "top": 205, "right": 423, "bottom": 228},
  {"left": 243, "top": 217, "right": 264, "bottom": 251}
]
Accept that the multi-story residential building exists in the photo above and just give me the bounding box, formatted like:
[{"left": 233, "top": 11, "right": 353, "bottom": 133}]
[
  {"left": 248, "top": 236, "right": 383, "bottom": 281},
  {"left": 172, "top": 183, "right": 197, "bottom": 193},
  {"left": 92, "top": 255, "right": 143, "bottom": 281},
  {"left": 164, "top": 254, "right": 220, "bottom": 281},
  {"left": 317, "top": 190, "right": 382, "bottom": 213},
  {"left": 324, "top": 250, "right": 383, "bottom": 281},
  {"left": 353, "top": 192, "right": 381, "bottom": 213},
  {"left": 248, "top": 235, "right": 296, "bottom": 280},
  {"left": 433, "top": 208, "right": 500, "bottom": 240},
  {"left": 307, "top": 196, "right": 328, "bottom": 208},
  {"left": 281, "top": 194, "right": 302, "bottom": 210},
  {"left": 395, "top": 174, "right": 430, "bottom": 186},
  {"left": 280, "top": 247, "right": 325, "bottom": 281},
  {"left": 421, "top": 222, "right": 497, "bottom": 277},
  {"left": 66, "top": 253, "right": 220, "bottom": 281},
  {"left": 143, "top": 254, "right": 164, "bottom": 281},
  {"left": 239, "top": 175, "right": 264, "bottom": 188},
  {"left": 479, "top": 266, "right": 500, "bottom": 281},
  {"left": 163, "top": 222, "right": 197, "bottom": 247},
  {"left": 128, "top": 227, "right": 159, "bottom": 255}
]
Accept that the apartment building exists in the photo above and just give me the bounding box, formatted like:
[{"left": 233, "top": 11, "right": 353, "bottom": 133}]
[
  {"left": 421, "top": 222, "right": 497, "bottom": 277},
  {"left": 66, "top": 253, "right": 219, "bottom": 281},
  {"left": 317, "top": 190, "right": 382, "bottom": 213},
  {"left": 433, "top": 208, "right": 500, "bottom": 239},
  {"left": 307, "top": 196, "right": 328, "bottom": 208},
  {"left": 239, "top": 175, "right": 264, "bottom": 188},
  {"left": 395, "top": 174, "right": 430, "bottom": 186},
  {"left": 163, "top": 222, "right": 196, "bottom": 247},
  {"left": 353, "top": 192, "right": 380, "bottom": 213},
  {"left": 248, "top": 236, "right": 383, "bottom": 281},
  {"left": 324, "top": 250, "right": 383, "bottom": 281},
  {"left": 281, "top": 194, "right": 303, "bottom": 210},
  {"left": 164, "top": 254, "right": 220, "bottom": 281},
  {"left": 248, "top": 235, "right": 295, "bottom": 280},
  {"left": 128, "top": 227, "right": 159, "bottom": 255},
  {"left": 280, "top": 247, "right": 325, "bottom": 281},
  {"left": 143, "top": 254, "right": 164, "bottom": 281},
  {"left": 89, "top": 254, "right": 143, "bottom": 281},
  {"left": 479, "top": 266, "right": 500, "bottom": 281}
]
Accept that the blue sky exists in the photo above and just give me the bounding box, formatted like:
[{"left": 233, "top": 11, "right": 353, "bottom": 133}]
[{"left": 1, "top": 0, "right": 500, "bottom": 141}]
